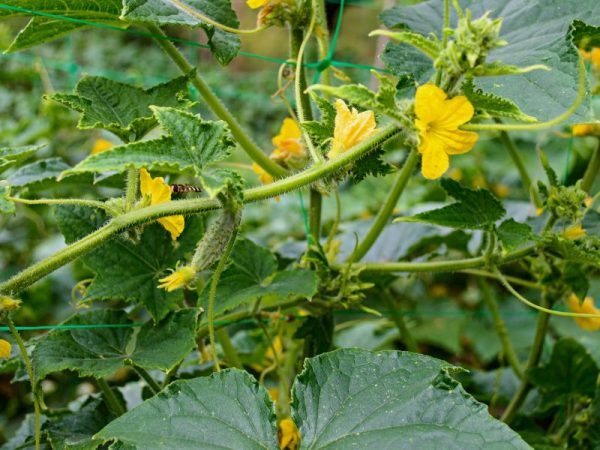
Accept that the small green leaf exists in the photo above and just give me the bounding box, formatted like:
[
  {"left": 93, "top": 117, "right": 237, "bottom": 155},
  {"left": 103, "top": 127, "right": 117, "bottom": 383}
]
[
  {"left": 0, "top": 184, "right": 15, "bottom": 215},
  {"left": 0, "top": 1, "right": 122, "bottom": 52},
  {"left": 49, "top": 75, "right": 191, "bottom": 142},
  {"left": 381, "top": 41, "right": 435, "bottom": 85},
  {"left": 96, "top": 370, "right": 278, "bottom": 449},
  {"left": 302, "top": 94, "right": 336, "bottom": 146},
  {"left": 32, "top": 309, "right": 198, "bottom": 380},
  {"left": 62, "top": 108, "right": 235, "bottom": 196},
  {"left": 349, "top": 147, "right": 393, "bottom": 183},
  {"left": 462, "top": 79, "right": 537, "bottom": 123},
  {"left": 47, "top": 398, "right": 116, "bottom": 450},
  {"left": 7, "top": 157, "right": 70, "bottom": 187},
  {"left": 371, "top": 29, "right": 441, "bottom": 60},
  {"left": 0, "top": 144, "right": 44, "bottom": 173},
  {"left": 55, "top": 205, "right": 203, "bottom": 321},
  {"left": 200, "top": 238, "right": 318, "bottom": 318},
  {"left": 497, "top": 219, "right": 533, "bottom": 252},
  {"left": 121, "top": 0, "right": 240, "bottom": 65},
  {"left": 292, "top": 348, "right": 530, "bottom": 449},
  {"left": 396, "top": 178, "right": 506, "bottom": 230},
  {"left": 529, "top": 338, "right": 599, "bottom": 411}
]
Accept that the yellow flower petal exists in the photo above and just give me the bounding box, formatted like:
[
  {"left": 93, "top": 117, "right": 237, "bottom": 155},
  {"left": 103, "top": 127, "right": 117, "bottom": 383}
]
[
  {"left": 139, "top": 169, "right": 185, "bottom": 240},
  {"left": 247, "top": 0, "right": 269, "bottom": 9},
  {"left": 0, "top": 339, "right": 11, "bottom": 359},
  {"left": 563, "top": 224, "right": 586, "bottom": 240},
  {"left": 91, "top": 138, "right": 114, "bottom": 155},
  {"left": 158, "top": 266, "right": 196, "bottom": 292},
  {"left": 591, "top": 48, "right": 600, "bottom": 71},
  {"left": 431, "top": 128, "right": 479, "bottom": 155},
  {"left": 415, "top": 84, "right": 448, "bottom": 124},
  {"left": 0, "top": 296, "right": 22, "bottom": 312},
  {"left": 273, "top": 118, "right": 302, "bottom": 146},
  {"left": 329, "top": 99, "right": 377, "bottom": 159},
  {"left": 252, "top": 162, "right": 274, "bottom": 185},
  {"left": 434, "top": 95, "right": 475, "bottom": 129},
  {"left": 573, "top": 123, "right": 598, "bottom": 136},
  {"left": 278, "top": 418, "right": 300, "bottom": 450},
  {"left": 421, "top": 143, "right": 450, "bottom": 180},
  {"left": 567, "top": 293, "right": 600, "bottom": 331}
]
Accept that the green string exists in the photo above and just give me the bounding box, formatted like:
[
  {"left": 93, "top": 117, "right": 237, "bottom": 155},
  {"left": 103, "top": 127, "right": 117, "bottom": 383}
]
[
  {"left": 312, "top": 0, "right": 346, "bottom": 84},
  {"left": 0, "top": 3, "right": 385, "bottom": 74}
]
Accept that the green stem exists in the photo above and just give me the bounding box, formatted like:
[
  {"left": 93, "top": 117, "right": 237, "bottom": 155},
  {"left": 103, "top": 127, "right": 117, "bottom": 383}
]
[
  {"left": 313, "top": 0, "right": 332, "bottom": 87},
  {"left": 501, "top": 293, "right": 550, "bottom": 424},
  {"left": 349, "top": 148, "right": 420, "bottom": 262},
  {"left": 9, "top": 196, "right": 118, "bottom": 216},
  {"left": 498, "top": 129, "right": 543, "bottom": 207},
  {"left": 208, "top": 227, "right": 239, "bottom": 372},
  {"left": 581, "top": 140, "right": 600, "bottom": 193},
  {"left": 0, "top": 125, "right": 399, "bottom": 297},
  {"left": 382, "top": 290, "right": 418, "bottom": 353},
  {"left": 309, "top": 189, "right": 322, "bottom": 244},
  {"left": 132, "top": 365, "right": 161, "bottom": 395},
  {"left": 7, "top": 317, "right": 40, "bottom": 450},
  {"left": 461, "top": 269, "right": 540, "bottom": 289},
  {"left": 479, "top": 279, "right": 523, "bottom": 379},
  {"left": 256, "top": 320, "right": 290, "bottom": 411},
  {"left": 125, "top": 168, "right": 138, "bottom": 211},
  {"left": 434, "top": 0, "right": 450, "bottom": 86},
  {"left": 96, "top": 378, "right": 126, "bottom": 416},
  {"left": 215, "top": 328, "right": 243, "bottom": 369},
  {"left": 146, "top": 24, "right": 287, "bottom": 178},
  {"left": 349, "top": 256, "right": 486, "bottom": 274}
]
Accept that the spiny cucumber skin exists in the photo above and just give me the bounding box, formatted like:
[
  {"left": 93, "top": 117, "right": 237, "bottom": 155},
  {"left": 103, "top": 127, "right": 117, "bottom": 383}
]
[{"left": 191, "top": 209, "right": 240, "bottom": 270}]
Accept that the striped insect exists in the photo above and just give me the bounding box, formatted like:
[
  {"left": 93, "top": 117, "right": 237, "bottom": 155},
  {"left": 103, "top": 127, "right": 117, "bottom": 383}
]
[{"left": 170, "top": 184, "right": 202, "bottom": 194}]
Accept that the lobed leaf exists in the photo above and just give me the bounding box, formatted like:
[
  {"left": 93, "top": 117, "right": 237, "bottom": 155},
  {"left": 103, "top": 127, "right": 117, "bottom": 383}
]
[
  {"left": 0, "top": 144, "right": 44, "bottom": 173},
  {"left": 497, "top": 218, "right": 533, "bottom": 252}
]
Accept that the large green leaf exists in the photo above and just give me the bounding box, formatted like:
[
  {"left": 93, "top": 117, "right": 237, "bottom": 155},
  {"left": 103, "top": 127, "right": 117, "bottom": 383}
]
[
  {"left": 47, "top": 398, "right": 115, "bottom": 450},
  {"left": 380, "top": 0, "right": 600, "bottom": 123},
  {"left": 121, "top": 0, "right": 240, "bottom": 65},
  {"left": 292, "top": 348, "right": 530, "bottom": 449},
  {"left": 397, "top": 178, "right": 506, "bottom": 230},
  {"left": 7, "top": 157, "right": 70, "bottom": 187},
  {"left": 200, "top": 238, "right": 318, "bottom": 318},
  {"left": 528, "top": 338, "right": 599, "bottom": 411},
  {"left": 49, "top": 75, "right": 191, "bottom": 142},
  {"left": 0, "top": 1, "right": 123, "bottom": 52},
  {"left": 96, "top": 370, "right": 278, "bottom": 449},
  {"left": 55, "top": 205, "right": 202, "bottom": 321},
  {"left": 32, "top": 309, "right": 198, "bottom": 380},
  {"left": 62, "top": 108, "right": 236, "bottom": 197}
]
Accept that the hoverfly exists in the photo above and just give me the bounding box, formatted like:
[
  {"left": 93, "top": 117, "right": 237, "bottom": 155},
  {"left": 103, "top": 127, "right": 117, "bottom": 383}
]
[{"left": 170, "top": 184, "right": 202, "bottom": 194}]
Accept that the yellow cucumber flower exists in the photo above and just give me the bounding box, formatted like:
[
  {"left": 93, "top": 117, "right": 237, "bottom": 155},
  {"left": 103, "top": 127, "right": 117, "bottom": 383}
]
[
  {"left": 328, "top": 99, "right": 378, "bottom": 159},
  {"left": 563, "top": 224, "right": 586, "bottom": 240},
  {"left": 158, "top": 265, "right": 197, "bottom": 292},
  {"left": 567, "top": 293, "right": 600, "bottom": 331},
  {"left": 252, "top": 162, "right": 275, "bottom": 185},
  {"left": 572, "top": 123, "right": 599, "bottom": 136},
  {"left": 0, "top": 296, "right": 22, "bottom": 312},
  {"left": 247, "top": 0, "right": 269, "bottom": 9},
  {"left": 581, "top": 47, "right": 600, "bottom": 71},
  {"left": 278, "top": 418, "right": 300, "bottom": 450},
  {"left": 91, "top": 138, "right": 114, "bottom": 155},
  {"left": 0, "top": 339, "right": 11, "bottom": 359},
  {"left": 414, "top": 84, "right": 479, "bottom": 180},
  {"left": 139, "top": 169, "right": 184, "bottom": 240},
  {"left": 271, "top": 118, "right": 305, "bottom": 161}
]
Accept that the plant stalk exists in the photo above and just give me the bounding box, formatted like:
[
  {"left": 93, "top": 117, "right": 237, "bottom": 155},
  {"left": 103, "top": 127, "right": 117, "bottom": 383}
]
[
  {"left": 132, "top": 365, "right": 162, "bottom": 395},
  {"left": 382, "top": 290, "right": 418, "bottom": 353},
  {"left": 215, "top": 328, "right": 243, "bottom": 369},
  {"left": 581, "top": 140, "right": 600, "bottom": 193},
  {"left": 349, "top": 148, "right": 420, "bottom": 262},
  {"left": 96, "top": 378, "right": 126, "bottom": 416}
]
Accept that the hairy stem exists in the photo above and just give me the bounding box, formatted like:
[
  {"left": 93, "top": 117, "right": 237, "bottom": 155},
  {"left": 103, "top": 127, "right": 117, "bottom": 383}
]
[
  {"left": 208, "top": 228, "right": 239, "bottom": 372},
  {"left": 479, "top": 279, "right": 523, "bottom": 379},
  {"left": 581, "top": 140, "right": 600, "bottom": 193},
  {"left": 124, "top": 168, "right": 138, "bottom": 211},
  {"left": 146, "top": 23, "right": 287, "bottom": 178},
  {"left": 7, "top": 318, "right": 41, "bottom": 450},
  {"left": 349, "top": 148, "right": 420, "bottom": 262},
  {"left": 9, "top": 196, "right": 118, "bottom": 216},
  {"left": 501, "top": 294, "right": 550, "bottom": 424},
  {"left": 96, "top": 378, "right": 126, "bottom": 416},
  {"left": 0, "top": 125, "right": 399, "bottom": 297}
]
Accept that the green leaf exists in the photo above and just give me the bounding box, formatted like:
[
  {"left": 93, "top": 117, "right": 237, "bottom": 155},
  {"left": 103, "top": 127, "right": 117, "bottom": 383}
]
[
  {"left": 462, "top": 78, "right": 537, "bottom": 123},
  {"left": 371, "top": 29, "right": 441, "bottom": 60},
  {"left": 497, "top": 219, "right": 533, "bottom": 252},
  {"left": 32, "top": 309, "right": 198, "bottom": 380},
  {"left": 47, "top": 398, "right": 116, "bottom": 450},
  {"left": 7, "top": 157, "right": 70, "bottom": 187},
  {"left": 529, "top": 338, "right": 599, "bottom": 410},
  {"left": 291, "top": 348, "right": 530, "bottom": 449},
  {"left": 381, "top": 0, "right": 600, "bottom": 123},
  {"left": 302, "top": 94, "right": 336, "bottom": 146},
  {"left": 2, "top": 413, "right": 47, "bottom": 450},
  {"left": 55, "top": 205, "right": 203, "bottom": 321},
  {"left": 121, "top": 0, "right": 240, "bottom": 66},
  {"left": 544, "top": 235, "right": 600, "bottom": 266},
  {"left": 381, "top": 41, "right": 435, "bottom": 85},
  {"left": 200, "top": 238, "right": 318, "bottom": 318},
  {"left": 62, "top": 108, "right": 236, "bottom": 198},
  {"left": 96, "top": 369, "right": 278, "bottom": 449},
  {"left": 0, "top": 144, "right": 44, "bottom": 173},
  {"left": 348, "top": 147, "right": 393, "bottom": 183},
  {"left": 0, "top": 184, "right": 15, "bottom": 215},
  {"left": 0, "top": 1, "right": 122, "bottom": 52},
  {"left": 49, "top": 75, "right": 191, "bottom": 142},
  {"left": 397, "top": 178, "right": 506, "bottom": 230}
]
